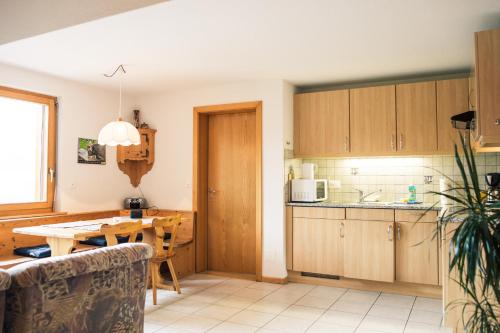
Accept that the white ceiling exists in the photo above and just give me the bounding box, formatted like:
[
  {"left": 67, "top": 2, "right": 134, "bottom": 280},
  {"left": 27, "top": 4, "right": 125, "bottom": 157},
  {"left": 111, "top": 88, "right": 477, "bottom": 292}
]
[
  {"left": 0, "top": 0, "right": 167, "bottom": 45},
  {"left": 0, "top": 0, "right": 499, "bottom": 94}
]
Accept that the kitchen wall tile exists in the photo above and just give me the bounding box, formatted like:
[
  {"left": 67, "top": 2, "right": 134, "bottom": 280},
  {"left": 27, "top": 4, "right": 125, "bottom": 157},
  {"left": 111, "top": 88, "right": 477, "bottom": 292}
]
[{"left": 293, "top": 152, "right": 498, "bottom": 204}]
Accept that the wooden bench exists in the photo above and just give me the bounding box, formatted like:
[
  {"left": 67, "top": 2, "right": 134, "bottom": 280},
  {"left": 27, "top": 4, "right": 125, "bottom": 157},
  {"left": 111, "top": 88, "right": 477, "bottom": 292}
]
[
  {"left": 0, "top": 209, "right": 196, "bottom": 279},
  {"left": 0, "top": 210, "right": 120, "bottom": 268}
]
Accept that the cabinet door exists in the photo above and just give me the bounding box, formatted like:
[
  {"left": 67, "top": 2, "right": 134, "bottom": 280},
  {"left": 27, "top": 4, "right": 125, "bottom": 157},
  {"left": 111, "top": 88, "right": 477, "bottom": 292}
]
[
  {"left": 475, "top": 29, "right": 500, "bottom": 145},
  {"left": 436, "top": 78, "right": 469, "bottom": 153},
  {"left": 396, "top": 82, "right": 437, "bottom": 153},
  {"left": 294, "top": 90, "right": 349, "bottom": 156},
  {"left": 395, "top": 222, "right": 439, "bottom": 285},
  {"left": 292, "top": 218, "right": 344, "bottom": 275},
  {"left": 350, "top": 85, "right": 397, "bottom": 154},
  {"left": 344, "top": 220, "right": 395, "bottom": 282}
]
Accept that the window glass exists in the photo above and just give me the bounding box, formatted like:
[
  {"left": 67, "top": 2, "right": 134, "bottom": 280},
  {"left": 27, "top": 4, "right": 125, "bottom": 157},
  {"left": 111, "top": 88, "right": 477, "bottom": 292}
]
[{"left": 0, "top": 96, "right": 48, "bottom": 204}]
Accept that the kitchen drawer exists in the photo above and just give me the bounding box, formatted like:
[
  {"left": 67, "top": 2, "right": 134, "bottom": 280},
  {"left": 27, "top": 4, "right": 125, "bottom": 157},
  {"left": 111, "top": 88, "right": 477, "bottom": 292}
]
[
  {"left": 292, "top": 207, "right": 345, "bottom": 220},
  {"left": 395, "top": 210, "right": 438, "bottom": 223},
  {"left": 346, "top": 208, "right": 394, "bottom": 222}
]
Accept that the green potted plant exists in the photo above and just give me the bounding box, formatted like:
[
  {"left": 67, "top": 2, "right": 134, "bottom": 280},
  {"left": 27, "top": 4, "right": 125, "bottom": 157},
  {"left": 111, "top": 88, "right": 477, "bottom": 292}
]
[{"left": 432, "top": 135, "right": 499, "bottom": 333}]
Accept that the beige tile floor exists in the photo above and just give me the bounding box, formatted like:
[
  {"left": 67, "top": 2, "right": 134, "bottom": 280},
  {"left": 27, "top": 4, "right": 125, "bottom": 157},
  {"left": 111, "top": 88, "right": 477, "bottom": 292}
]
[{"left": 144, "top": 274, "right": 451, "bottom": 333}]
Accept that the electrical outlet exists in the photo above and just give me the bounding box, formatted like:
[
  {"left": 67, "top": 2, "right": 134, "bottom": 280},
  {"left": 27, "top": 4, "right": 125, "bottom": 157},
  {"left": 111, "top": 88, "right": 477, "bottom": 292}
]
[{"left": 424, "top": 175, "right": 433, "bottom": 184}]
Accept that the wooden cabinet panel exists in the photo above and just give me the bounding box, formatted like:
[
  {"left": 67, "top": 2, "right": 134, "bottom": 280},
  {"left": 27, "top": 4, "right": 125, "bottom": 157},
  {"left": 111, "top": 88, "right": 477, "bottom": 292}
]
[
  {"left": 395, "top": 222, "right": 439, "bottom": 285},
  {"left": 286, "top": 206, "right": 293, "bottom": 270},
  {"left": 474, "top": 28, "right": 500, "bottom": 147},
  {"left": 292, "top": 218, "right": 344, "bottom": 275},
  {"left": 293, "top": 207, "right": 345, "bottom": 220},
  {"left": 294, "top": 90, "right": 349, "bottom": 156},
  {"left": 395, "top": 209, "right": 438, "bottom": 223},
  {"left": 436, "top": 78, "right": 470, "bottom": 152},
  {"left": 346, "top": 208, "right": 394, "bottom": 222},
  {"left": 350, "top": 85, "right": 397, "bottom": 154},
  {"left": 344, "top": 220, "right": 395, "bottom": 282},
  {"left": 396, "top": 82, "right": 437, "bottom": 153}
]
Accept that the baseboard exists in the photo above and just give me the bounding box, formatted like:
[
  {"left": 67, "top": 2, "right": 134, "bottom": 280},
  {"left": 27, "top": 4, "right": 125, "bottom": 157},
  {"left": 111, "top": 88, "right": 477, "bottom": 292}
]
[
  {"left": 287, "top": 271, "right": 442, "bottom": 298},
  {"left": 261, "top": 275, "right": 288, "bottom": 284},
  {"left": 204, "top": 270, "right": 256, "bottom": 281}
]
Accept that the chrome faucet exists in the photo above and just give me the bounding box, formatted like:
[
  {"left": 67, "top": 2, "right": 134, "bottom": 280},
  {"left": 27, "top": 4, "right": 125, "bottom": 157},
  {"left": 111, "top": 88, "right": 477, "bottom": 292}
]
[{"left": 354, "top": 188, "right": 382, "bottom": 203}]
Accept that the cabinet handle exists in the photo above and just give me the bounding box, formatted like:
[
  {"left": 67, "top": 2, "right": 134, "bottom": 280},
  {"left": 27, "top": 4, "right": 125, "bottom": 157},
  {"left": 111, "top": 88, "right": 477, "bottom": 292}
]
[
  {"left": 340, "top": 222, "right": 344, "bottom": 238},
  {"left": 391, "top": 134, "right": 396, "bottom": 151},
  {"left": 495, "top": 119, "right": 500, "bottom": 126},
  {"left": 397, "top": 224, "right": 401, "bottom": 240},
  {"left": 344, "top": 137, "right": 349, "bottom": 152},
  {"left": 387, "top": 225, "right": 393, "bottom": 241},
  {"left": 399, "top": 133, "right": 404, "bottom": 150}
]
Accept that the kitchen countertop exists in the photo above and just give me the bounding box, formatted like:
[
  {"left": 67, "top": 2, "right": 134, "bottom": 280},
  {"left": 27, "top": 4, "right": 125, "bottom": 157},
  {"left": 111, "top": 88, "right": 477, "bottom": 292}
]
[{"left": 286, "top": 201, "right": 441, "bottom": 211}]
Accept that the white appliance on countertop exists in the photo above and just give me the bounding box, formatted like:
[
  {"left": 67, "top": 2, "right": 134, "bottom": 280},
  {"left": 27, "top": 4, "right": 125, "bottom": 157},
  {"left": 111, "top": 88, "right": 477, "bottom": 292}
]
[
  {"left": 301, "top": 163, "right": 316, "bottom": 179},
  {"left": 291, "top": 179, "right": 328, "bottom": 202}
]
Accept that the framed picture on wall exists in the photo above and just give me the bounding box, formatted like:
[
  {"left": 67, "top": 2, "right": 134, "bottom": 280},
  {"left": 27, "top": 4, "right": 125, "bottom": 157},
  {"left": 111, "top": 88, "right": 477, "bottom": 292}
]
[{"left": 77, "top": 138, "right": 106, "bottom": 165}]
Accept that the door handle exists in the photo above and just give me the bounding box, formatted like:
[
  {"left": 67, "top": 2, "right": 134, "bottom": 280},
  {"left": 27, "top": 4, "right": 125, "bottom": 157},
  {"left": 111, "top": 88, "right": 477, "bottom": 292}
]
[
  {"left": 340, "top": 222, "right": 344, "bottom": 238},
  {"left": 387, "top": 225, "right": 393, "bottom": 241},
  {"left": 391, "top": 134, "right": 396, "bottom": 151},
  {"left": 208, "top": 188, "right": 217, "bottom": 194},
  {"left": 397, "top": 224, "right": 401, "bottom": 240},
  {"left": 399, "top": 134, "right": 404, "bottom": 150},
  {"left": 344, "top": 136, "right": 349, "bottom": 152}
]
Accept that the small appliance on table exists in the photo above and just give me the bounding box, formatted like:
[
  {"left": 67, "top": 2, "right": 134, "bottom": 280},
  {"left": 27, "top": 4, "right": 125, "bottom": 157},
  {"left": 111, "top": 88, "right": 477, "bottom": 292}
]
[
  {"left": 291, "top": 163, "right": 328, "bottom": 202},
  {"left": 485, "top": 173, "right": 500, "bottom": 205}
]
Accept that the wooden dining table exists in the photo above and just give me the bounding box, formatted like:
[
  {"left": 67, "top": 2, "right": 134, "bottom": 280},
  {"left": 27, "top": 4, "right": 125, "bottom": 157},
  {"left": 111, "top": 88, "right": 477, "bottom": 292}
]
[{"left": 13, "top": 217, "right": 156, "bottom": 256}]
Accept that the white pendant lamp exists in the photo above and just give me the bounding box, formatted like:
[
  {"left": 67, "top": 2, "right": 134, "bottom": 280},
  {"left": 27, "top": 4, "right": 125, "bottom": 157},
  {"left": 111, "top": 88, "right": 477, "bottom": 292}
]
[{"left": 98, "top": 65, "right": 140, "bottom": 146}]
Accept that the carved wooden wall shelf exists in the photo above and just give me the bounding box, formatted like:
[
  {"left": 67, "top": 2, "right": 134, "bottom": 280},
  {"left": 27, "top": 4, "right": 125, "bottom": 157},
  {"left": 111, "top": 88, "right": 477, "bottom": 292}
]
[{"left": 117, "top": 128, "right": 156, "bottom": 187}]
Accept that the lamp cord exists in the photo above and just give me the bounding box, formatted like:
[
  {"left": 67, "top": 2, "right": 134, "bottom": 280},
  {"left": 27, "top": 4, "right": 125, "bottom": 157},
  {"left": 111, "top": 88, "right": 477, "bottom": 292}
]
[
  {"left": 119, "top": 78, "right": 122, "bottom": 120},
  {"left": 103, "top": 65, "right": 127, "bottom": 121}
]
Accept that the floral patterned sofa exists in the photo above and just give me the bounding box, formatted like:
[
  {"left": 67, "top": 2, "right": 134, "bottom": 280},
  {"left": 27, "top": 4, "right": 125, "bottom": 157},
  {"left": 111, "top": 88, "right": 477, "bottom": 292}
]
[
  {"left": 0, "top": 269, "right": 10, "bottom": 333},
  {"left": 4, "top": 243, "right": 153, "bottom": 333}
]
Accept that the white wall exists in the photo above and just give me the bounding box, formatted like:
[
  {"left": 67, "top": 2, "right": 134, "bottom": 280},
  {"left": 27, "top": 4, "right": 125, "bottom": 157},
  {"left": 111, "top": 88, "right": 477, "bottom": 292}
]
[
  {"left": 0, "top": 63, "right": 140, "bottom": 212},
  {"left": 136, "top": 80, "right": 290, "bottom": 278}
]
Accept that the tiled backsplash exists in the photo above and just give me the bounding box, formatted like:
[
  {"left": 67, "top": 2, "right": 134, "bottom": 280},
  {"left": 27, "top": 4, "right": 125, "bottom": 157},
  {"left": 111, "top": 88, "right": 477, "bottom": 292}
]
[{"left": 285, "top": 153, "right": 500, "bottom": 204}]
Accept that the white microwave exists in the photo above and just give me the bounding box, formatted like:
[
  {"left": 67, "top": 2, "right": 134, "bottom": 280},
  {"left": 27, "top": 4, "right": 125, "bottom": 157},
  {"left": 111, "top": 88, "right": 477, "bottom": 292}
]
[{"left": 291, "top": 179, "right": 328, "bottom": 202}]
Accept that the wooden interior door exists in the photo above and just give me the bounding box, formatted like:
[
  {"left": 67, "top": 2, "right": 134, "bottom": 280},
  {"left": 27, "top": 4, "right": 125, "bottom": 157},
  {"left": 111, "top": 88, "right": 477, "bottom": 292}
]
[
  {"left": 396, "top": 81, "right": 438, "bottom": 153},
  {"left": 395, "top": 222, "right": 439, "bottom": 285},
  {"left": 344, "top": 220, "right": 395, "bottom": 282},
  {"left": 350, "top": 85, "right": 396, "bottom": 154},
  {"left": 207, "top": 112, "right": 256, "bottom": 274},
  {"left": 436, "top": 78, "right": 469, "bottom": 153}
]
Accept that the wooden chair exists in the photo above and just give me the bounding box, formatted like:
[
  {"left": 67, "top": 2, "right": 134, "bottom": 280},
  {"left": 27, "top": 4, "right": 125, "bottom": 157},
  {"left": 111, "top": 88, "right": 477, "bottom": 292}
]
[
  {"left": 150, "top": 215, "right": 182, "bottom": 305},
  {"left": 100, "top": 220, "right": 143, "bottom": 246}
]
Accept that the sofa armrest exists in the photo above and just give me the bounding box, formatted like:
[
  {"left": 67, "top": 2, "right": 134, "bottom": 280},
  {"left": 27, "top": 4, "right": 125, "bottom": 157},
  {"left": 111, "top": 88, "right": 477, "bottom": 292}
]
[
  {"left": 0, "top": 269, "right": 10, "bottom": 291},
  {"left": 7, "top": 243, "right": 152, "bottom": 288}
]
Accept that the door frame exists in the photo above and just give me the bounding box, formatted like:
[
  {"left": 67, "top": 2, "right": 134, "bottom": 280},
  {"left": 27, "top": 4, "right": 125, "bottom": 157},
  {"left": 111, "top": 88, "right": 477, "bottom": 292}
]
[{"left": 193, "top": 101, "right": 262, "bottom": 281}]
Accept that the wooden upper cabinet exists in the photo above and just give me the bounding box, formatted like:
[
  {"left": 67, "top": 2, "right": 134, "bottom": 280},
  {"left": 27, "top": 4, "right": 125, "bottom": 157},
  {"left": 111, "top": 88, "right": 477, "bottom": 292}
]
[
  {"left": 294, "top": 90, "right": 349, "bottom": 156},
  {"left": 436, "top": 78, "right": 469, "bottom": 153},
  {"left": 350, "top": 85, "right": 396, "bottom": 154},
  {"left": 396, "top": 82, "right": 438, "bottom": 153},
  {"left": 474, "top": 28, "right": 500, "bottom": 148}
]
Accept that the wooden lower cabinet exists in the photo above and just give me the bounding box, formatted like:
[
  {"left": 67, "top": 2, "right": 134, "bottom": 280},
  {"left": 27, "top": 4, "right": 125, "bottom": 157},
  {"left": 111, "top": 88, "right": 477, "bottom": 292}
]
[
  {"left": 343, "top": 220, "right": 395, "bottom": 283},
  {"left": 395, "top": 222, "right": 439, "bottom": 285},
  {"left": 292, "top": 218, "right": 344, "bottom": 276}
]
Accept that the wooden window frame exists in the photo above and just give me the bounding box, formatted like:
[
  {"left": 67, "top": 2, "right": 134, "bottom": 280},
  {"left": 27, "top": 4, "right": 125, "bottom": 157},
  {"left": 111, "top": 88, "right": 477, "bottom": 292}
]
[{"left": 0, "top": 85, "right": 57, "bottom": 217}]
